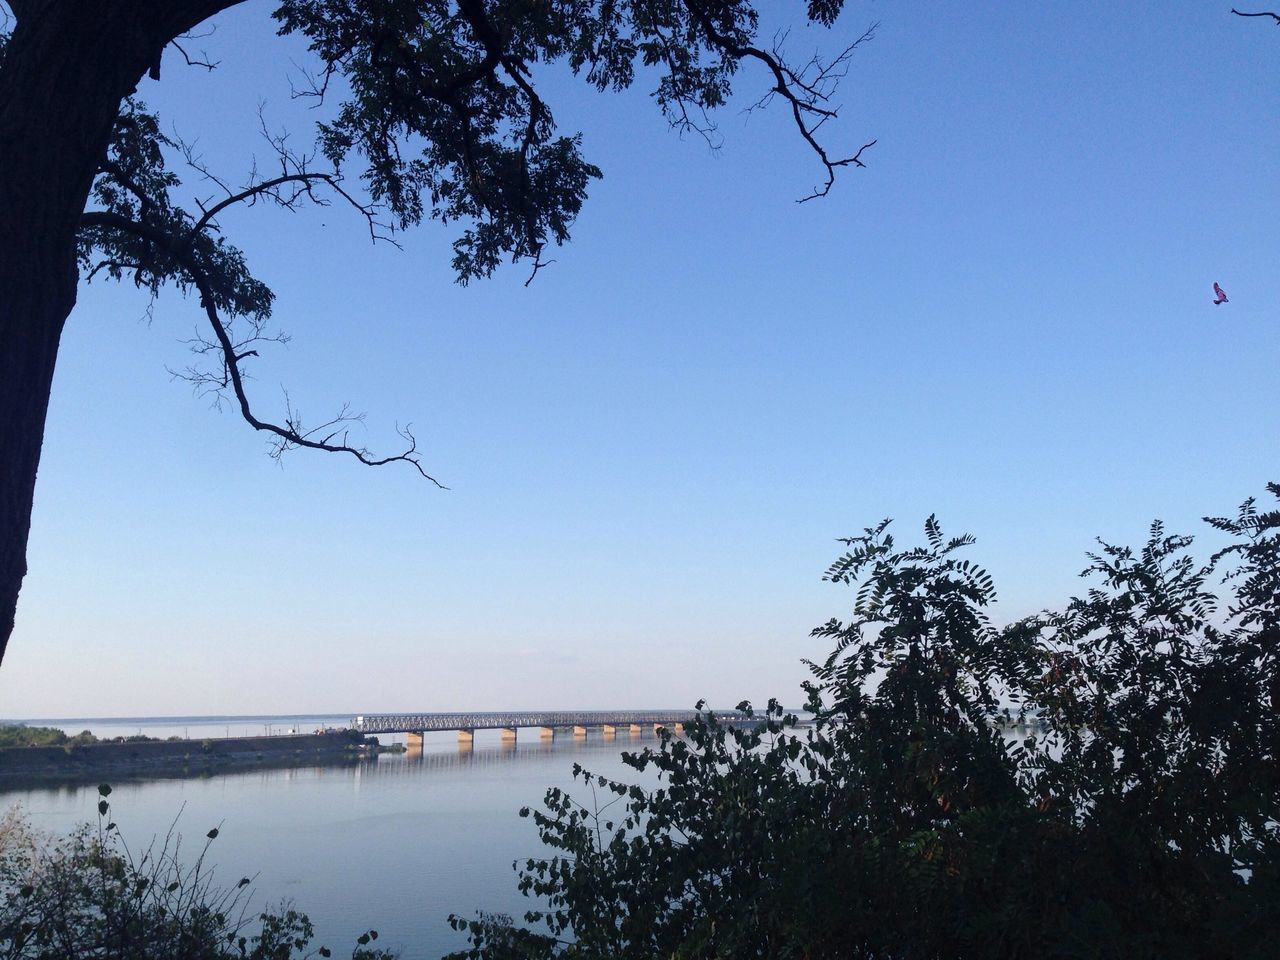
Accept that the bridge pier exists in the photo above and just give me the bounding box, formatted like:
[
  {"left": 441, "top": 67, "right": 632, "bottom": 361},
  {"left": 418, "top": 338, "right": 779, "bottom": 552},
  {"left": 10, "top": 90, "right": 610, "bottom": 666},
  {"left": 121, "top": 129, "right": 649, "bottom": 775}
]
[
  {"left": 653, "top": 723, "right": 665, "bottom": 734},
  {"left": 573, "top": 725, "right": 588, "bottom": 737},
  {"left": 602, "top": 724, "right": 617, "bottom": 737},
  {"left": 457, "top": 729, "right": 474, "bottom": 743},
  {"left": 406, "top": 732, "right": 424, "bottom": 752},
  {"left": 630, "top": 724, "right": 642, "bottom": 735},
  {"left": 674, "top": 722, "right": 685, "bottom": 734},
  {"left": 539, "top": 726, "right": 555, "bottom": 740},
  {"left": 501, "top": 727, "right": 517, "bottom": 742}
]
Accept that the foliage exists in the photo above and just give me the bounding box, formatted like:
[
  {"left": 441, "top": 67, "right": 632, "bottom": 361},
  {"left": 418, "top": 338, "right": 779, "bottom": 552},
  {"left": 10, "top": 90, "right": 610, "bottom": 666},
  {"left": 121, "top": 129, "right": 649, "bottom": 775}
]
[
  {"left": 61, "top": 0, "right": 876, "bottom": 476},
  {"left": 0, "top": 728, "right": 67, "bottom": 749},
  {"left": 0, "top": 786, "right": 397, "bottom": 960},
  {"left": 448, "top": 484, "right": 1280, "bottom": 959},
  {"left": 0, "top": 727, "right": 95, "bottom": 749},
  {"left": 77, "top": 97, "right": 275, "bottom": 327},
  {"left": 273, "top": 0, "right": 871, "bottom": 280},
  {"left": 0, "top": 727, "right": 186, "bottom": 749}
]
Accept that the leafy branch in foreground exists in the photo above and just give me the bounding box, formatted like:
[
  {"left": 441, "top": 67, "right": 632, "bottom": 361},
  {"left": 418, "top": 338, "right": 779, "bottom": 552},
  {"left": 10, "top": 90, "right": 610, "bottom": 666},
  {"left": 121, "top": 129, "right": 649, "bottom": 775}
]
[
  {"left": 449, "top": 483, "right": 1280, "bottom": 960},
  {"left": 77, "top": 100, "right": 445, "bottom": 488}
]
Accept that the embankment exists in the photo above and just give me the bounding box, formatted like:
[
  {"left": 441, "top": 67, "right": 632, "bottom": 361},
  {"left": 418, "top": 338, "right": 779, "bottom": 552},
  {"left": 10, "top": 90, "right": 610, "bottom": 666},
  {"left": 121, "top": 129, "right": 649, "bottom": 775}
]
[{"left": 0, "top": 730, "right": 389, "bottom": 787}]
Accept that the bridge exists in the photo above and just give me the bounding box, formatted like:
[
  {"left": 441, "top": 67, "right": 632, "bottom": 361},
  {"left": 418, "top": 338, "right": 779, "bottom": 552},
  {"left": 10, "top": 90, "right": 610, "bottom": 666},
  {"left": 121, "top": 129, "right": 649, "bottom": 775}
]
[{"left": 351, "top": 710, "right": 746, "bottom": 748}]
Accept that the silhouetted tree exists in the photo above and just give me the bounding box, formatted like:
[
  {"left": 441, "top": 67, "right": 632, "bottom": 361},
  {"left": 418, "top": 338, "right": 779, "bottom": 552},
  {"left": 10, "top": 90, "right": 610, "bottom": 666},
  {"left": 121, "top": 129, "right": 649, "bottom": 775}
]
[
  {"left": 0, "top": 0, "right": 877, "bottom": 665},
  {"left": 448, "top": 484, "right": 1280, "bottom": 959}
]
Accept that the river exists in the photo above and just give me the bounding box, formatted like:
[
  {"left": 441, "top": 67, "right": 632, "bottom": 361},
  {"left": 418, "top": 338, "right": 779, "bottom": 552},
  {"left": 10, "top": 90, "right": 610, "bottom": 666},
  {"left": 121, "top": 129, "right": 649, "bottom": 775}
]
[{"left": 0, "top": 715, "right": 668, "bottom": 959}]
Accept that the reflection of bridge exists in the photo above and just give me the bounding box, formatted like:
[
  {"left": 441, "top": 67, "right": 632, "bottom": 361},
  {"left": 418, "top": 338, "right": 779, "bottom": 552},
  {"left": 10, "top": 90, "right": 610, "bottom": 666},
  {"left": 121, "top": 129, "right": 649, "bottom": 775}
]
[
  {"left": 370, "top": 737, "right": 658, "bottom": 776},
  {"left": 352, "top": 711, "right": 743, "bottom": 748}
]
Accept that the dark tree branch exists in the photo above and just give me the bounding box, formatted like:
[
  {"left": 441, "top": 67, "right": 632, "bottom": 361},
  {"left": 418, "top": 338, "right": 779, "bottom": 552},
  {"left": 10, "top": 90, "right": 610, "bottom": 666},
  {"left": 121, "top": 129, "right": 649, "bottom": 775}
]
[
  {"left": 288, "top": 49, "right": 346, "bottom": 105},
  {"left": 651, "top": 23, "right": 724, "bottom": 149},
  {"left": 680, "top": 2, "right": 877, "bottom": 200},
  {"left": 291, "top": 13, "right": 504, "bottom": 113},
  {"left": 191, "top": 170, "right": 380, "bottom": 241},
  {"left": 524, "top": 256, "right": 555, "bottom": 286},
  {"left": 99, "top": 160, "right": 155, "bottom": 220},
  {"left": 177, "top": 114, "right": 397, "bottom": 246},
  {"left": 1231, "top": 8, "right": 1280, "bottom": 23},
  {"left": 453, "top": 0, "right": 559, "bottom": 262},
  {"left": 86, "top": 258, "right": 143, "bottom": 282},
  {"left": 170, "top": 321, "right": 289, "bottom": 408},
  {"left": 170, "top": 38, "right": 219, "bottom": 71},
  {"left": 3, "top": 0, "right": 38, "bottom": 23},
  {"left": 79, "top": 209, "right": 445, "bottom": 487}
]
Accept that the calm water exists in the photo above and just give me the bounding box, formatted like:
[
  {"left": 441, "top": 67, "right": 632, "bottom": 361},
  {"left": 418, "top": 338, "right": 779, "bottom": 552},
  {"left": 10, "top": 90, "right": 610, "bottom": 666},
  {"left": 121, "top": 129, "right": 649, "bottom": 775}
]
[{"left": 1, "top": 716, "right": 667, "bottom": 959}]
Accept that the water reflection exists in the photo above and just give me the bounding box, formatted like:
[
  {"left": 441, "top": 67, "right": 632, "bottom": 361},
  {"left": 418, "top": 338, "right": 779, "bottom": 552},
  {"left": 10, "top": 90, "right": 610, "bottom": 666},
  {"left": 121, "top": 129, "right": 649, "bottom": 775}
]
[{"left": 1, "top": 731, "right": 667, "bottom": 960}]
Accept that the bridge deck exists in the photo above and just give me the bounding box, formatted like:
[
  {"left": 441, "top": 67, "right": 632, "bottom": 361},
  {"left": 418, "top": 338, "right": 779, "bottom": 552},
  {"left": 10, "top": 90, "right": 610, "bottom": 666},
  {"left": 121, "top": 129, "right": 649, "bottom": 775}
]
[{"left": 351, "top": 710, "right": 744, "bottom": 735}]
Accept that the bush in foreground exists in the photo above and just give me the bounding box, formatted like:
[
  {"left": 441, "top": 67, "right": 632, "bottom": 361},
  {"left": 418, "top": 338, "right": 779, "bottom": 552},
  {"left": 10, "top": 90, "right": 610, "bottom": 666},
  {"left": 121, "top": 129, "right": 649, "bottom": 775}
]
[
  {"left": 0, "top": 786, "right": 396, "bottom": 960},
  {"left": 450, "top": 484, "right": 1280, "bottom": 959}
]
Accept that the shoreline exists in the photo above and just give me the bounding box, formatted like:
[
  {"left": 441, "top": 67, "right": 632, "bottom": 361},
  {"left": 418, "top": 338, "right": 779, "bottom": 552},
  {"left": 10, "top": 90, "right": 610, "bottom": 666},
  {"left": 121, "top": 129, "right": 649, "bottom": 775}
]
[{"left": 0, "top": 730, "right": 400, "bottom": 789}]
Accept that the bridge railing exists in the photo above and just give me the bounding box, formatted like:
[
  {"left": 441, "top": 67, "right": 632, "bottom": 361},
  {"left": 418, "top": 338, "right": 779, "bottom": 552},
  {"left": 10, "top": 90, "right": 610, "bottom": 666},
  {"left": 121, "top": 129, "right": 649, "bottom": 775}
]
[{"left": 350, "top": 710, "right": 748, "bottom": 735}]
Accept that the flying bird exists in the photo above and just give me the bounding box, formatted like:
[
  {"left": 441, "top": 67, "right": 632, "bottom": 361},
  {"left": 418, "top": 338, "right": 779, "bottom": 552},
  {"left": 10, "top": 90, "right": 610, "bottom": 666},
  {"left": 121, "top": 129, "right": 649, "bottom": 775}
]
[{"left": 1213, "top": 282, "right": 1229, "bottom": 305}]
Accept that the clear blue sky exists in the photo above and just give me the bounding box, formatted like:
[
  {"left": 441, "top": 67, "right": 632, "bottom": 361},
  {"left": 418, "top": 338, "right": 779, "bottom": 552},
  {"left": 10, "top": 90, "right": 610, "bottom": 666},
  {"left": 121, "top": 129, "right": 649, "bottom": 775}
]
[{"left": 2, "top": 1, "right": 1276, "bottom": 718}]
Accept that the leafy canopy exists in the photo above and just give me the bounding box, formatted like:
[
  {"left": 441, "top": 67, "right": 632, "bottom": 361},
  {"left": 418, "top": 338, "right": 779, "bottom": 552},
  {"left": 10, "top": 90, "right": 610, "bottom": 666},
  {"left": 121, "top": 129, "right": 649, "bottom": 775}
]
[
  {"left": 273, "top": 0, "right": 870, "bottom": 278},
  {"left": 53, "top": 0, "right": 875, "bottom": 475}
]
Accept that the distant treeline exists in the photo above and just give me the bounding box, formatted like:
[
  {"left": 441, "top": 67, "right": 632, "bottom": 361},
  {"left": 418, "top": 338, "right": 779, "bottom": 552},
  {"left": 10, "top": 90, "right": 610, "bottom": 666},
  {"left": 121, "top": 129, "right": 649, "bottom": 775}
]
[{"left": 0, "top": 725, "right": 173, "bottom": 748}]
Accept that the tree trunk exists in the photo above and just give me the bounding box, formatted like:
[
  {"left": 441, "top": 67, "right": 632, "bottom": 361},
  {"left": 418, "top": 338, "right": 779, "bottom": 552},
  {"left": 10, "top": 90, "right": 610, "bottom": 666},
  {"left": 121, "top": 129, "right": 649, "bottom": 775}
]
[
  {"left": 0, "top": 227, "right": 75, "bottom": 670},
  {"left": 0, "top": 0, "right": 242, "bottom": 666}
]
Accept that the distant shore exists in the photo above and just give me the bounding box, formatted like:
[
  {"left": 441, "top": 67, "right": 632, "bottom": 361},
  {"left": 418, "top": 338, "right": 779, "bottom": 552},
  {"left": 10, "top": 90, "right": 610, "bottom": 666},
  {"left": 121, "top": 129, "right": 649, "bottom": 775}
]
[{"left": 0, "top": 729, "right": 400, "bottom": 788}]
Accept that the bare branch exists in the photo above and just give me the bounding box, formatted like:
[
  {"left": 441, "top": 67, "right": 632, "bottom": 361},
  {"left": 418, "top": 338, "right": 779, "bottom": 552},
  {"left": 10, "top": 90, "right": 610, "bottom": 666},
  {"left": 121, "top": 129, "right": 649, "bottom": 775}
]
[
  {"left": 174, "top": 137, "right": 235, "bottom": 198},
  {"left": 1231, "top": 8, "right": 1280, "bottom": 23},
  {"left": 149, "top": 18, "right": 225, "bottom": 78},
  {"left": 190, "top": 270, "right": 443, "bottom": 483},
  {"left": 169, "top": 319, "right": 290, "bottom": 411},
  {"left": 798, "top": 138, "right": 877, "bottom": 204},
  {"left": 288, "top": 53, "right": 344, "bottom": 106},
  {"left": 680, "top": 3, "right": 878, "bottom": 200},
  {"left": 174, "top": 114, "right": 398, "bottom": 246},
  {"left": 524, "top": 256, "right": 556, "bottom": 287},
  {"left": 79, "top": 210, "right": 445, "bottom": 487},
  {"left": 170, "top": 38, "right": 219, "bottom": 71}
]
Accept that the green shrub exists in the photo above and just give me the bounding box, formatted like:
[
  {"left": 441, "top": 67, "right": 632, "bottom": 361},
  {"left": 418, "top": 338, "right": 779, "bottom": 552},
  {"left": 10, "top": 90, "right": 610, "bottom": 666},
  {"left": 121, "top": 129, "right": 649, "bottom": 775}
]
[{"left": 0, "top": 727, "right": 72, "bottom": 749}]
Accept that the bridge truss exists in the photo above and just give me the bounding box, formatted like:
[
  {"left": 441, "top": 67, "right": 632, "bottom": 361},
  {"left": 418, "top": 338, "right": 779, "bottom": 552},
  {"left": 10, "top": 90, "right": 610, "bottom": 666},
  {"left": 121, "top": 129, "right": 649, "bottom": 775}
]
[{"left": 351, "top": 710, "right": 745, "bottom": 735}]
